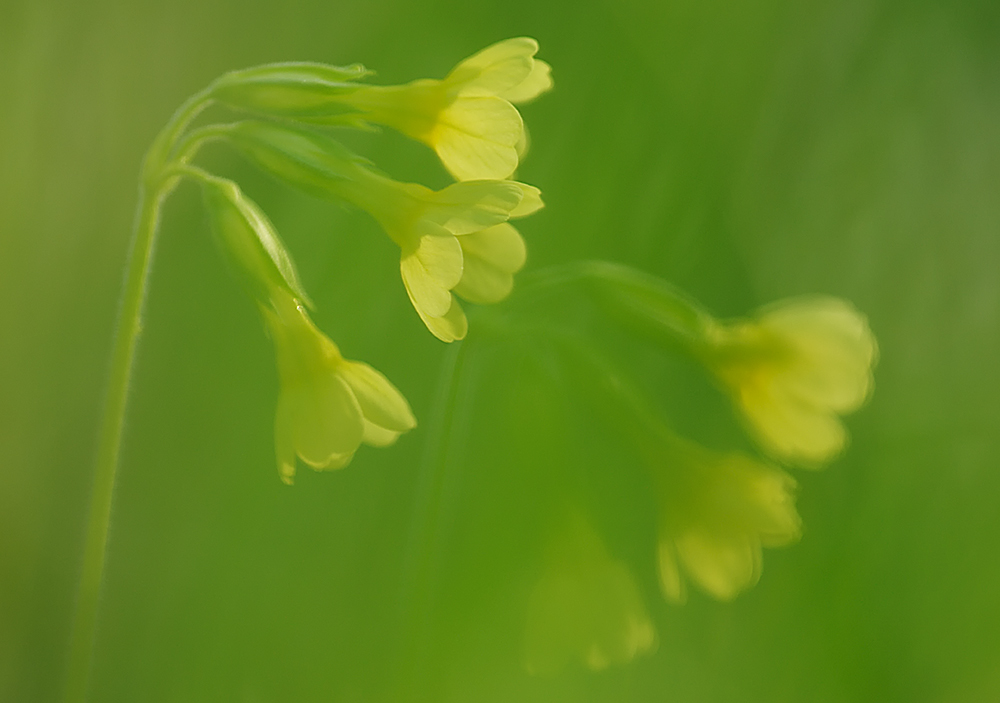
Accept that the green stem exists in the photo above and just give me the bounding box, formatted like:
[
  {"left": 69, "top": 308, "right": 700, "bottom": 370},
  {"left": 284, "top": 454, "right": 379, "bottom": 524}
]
[
  {"left": 514, "top": 260, "right": 717, "bottom": 355},
  {"left": 62, "top": 90, "right": 213, "bottom": 703}
]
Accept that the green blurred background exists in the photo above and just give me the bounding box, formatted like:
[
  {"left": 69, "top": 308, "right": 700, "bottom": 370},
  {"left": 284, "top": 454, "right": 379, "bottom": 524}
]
[{"left": 3, "top": 0, "right": 1000, "bottom": 700}]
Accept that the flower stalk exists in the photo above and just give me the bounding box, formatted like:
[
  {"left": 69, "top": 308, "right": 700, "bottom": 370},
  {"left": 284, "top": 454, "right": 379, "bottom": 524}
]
[{"left": 62, "top": 90, "right": 213, "bottom": 703}]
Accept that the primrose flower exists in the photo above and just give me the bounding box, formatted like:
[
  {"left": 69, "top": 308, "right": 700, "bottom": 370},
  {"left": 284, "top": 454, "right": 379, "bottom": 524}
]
[
  {"left": 342, "top": 173, "right": 542, "bottom": 342},
  {"left": 262, "top": 290, "right": 416, "bottom": 484},
  {"left": 523, "top": 513, "right": 656, "bottom": 674},
  {"left": 341, "top": 37, "right": 552, "bottom": 180},
  {"left": 704, "top": 297, "right": 878, "bottom": 467},
  {"left": 653, "top": 442, "right": 801, "bottom": 603}
]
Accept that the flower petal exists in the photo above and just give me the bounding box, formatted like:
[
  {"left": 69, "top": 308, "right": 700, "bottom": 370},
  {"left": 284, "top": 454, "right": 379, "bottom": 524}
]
[
  {"left": 674, "top": 530, "right": 762, "bottom": 602},
  {"left": 399, "top": 235, "right": 462, "bottom": 318},
  {"left": 432, "top": 96, "right": 522, "bottom": 180},
  {"left": 446, "top": 37, "right": 538, "bottom": 97},
  {"left": 425, "top": 180, "right": 523, "bottom": 234},
  {"left": 338, "top": 360, "right": 417, "bottom": 433},
  {"left": 459, "top": 223, "right": 527, "bottom": 273},
  {"left": 415, "top": 296, "right": 468, "bottom": 343},
  {"left": 362, "top": 420, "right": 402, "bottom": 448},
  {"left": 763, "top": 297, "right": 877, "bottom": 412},
  {"left": 284, "top": 374, "right": 364, "bottom": 468},
  {"left": 656, "top": 540, "right": 685, "bottom": 604},
  {"left": 501, "top": 58, "right": 553, "bottom": 104},
  {"left": 509, "top": 183, "right": 544, "bottom": 218},
  {"left": 739, "top": 382, "right": 848, "bottom": 465},
  {"left": 274, "top": 395, "right": 298, "bottom": 485},
  {"left": 453, "top": 255, "right": 514, "bottom": 304}
]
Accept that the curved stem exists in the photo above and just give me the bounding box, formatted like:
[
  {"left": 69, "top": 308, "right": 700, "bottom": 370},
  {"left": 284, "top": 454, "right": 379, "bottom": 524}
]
[
  {"left": 514, "top": 260, "right": 716, "bottom": 355},
  {"left": 62, "top": 89, "right": 213, "bottom": 703}
]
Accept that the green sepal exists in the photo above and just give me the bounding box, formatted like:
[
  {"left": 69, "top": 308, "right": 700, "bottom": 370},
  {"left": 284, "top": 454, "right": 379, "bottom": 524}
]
[
  {"left": 210, "top": 62, "right": 372, "bottom": 121},
  {"left": 223, "top": 120, "right": 371, "bottom": 201},
  {"left": 199, "top": 174, "right": 313, "bottom": 308}
]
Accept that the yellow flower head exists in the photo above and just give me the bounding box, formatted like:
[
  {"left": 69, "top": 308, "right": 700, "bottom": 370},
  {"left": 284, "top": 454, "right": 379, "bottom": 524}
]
[
  {"left": 523, "top": 512, "right": 656, "bottom": 675},
  {"left": 343, "top": 37, "right": 552, "bottom": 180},
  {"left": 705, "top": 297, "right": 878, "bottom": 466},
  {"left": 654, "top": 443, "right": 801, "bottom": 603},
  {"left": 356, "top": 175, "right": 542, "bottom": 342},
  {"left": 262, "top": 290, "right": 416, "bottom": 484}
]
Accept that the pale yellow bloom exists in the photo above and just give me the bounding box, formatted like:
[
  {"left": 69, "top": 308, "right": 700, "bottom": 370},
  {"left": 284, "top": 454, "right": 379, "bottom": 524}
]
[
  {"left": 341, "top": 37, "right": 552, "bottom": 180},
  {"left": 523, "top": 513, "right": 656, "bottom": 675},
  {"left": 262, "top": 290, "right": 416, "bottom": 484},
  {"left": 705, "top": 297, "right": 877, "bottom": 466},
  {"left": 654, "top": 443, "right": 801, "bottom": 603},
  {"left": 346, "top": 174, "right": 542, "bottom": 342}
]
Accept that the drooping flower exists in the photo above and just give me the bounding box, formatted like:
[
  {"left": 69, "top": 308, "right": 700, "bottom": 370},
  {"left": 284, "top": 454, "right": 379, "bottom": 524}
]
[
  {"left": 703, "top": 297, "right": 878, "bottom": 466},
  {"left": 523, "top": 512, "right": 656, "bottom": 675},
  {"left": 652, "top": 441, "right": 801, "bottom": 603},
  {"left": 340, "top": 37, "right": 553, "bottom": 180},
  {"left": 213, "top": 119, "right": 544, "bottom": 342},
  {"left": 342, "top": 172, "right": 542, "bottom": 342},
  {"left": 263, "top": 290, "right": 416, "bottom": 484}
]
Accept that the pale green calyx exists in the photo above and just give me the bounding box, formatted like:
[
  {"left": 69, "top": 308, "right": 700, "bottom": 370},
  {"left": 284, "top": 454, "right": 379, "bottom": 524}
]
[
  {"left": 209, "top": 62, "right": 373, "bottom": 123},
  {"left": 194, "top": 168, "right": 313, "bottom": 308}
]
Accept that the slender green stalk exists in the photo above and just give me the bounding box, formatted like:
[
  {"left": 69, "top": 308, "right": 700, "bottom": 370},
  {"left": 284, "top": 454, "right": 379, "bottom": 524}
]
[{"left": 62, "top": 90, "right": 212, "bottom": 703}]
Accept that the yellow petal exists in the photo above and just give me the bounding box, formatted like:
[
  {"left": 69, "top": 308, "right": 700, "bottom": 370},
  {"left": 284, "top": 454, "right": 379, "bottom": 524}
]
[
  {"left": 656, "top": 540, "right": 685, "bottom": 604},
  {"left": 762, "top": 297, "right": 877, "bottom": 412},
  {"left": 501, "top": 58, "right": 553, "bottom": 104},
  {"left": 459, "top": 222, "right": 526, "bottom": 273},
  {"left": 446, "top": 37, "right": 538, "bottom": 97},
  {"left": 674, "top": 530, "right": 762, "bottom": 601},
  {"left": 362, "top": 420, "right": 402, "bottom": 448},
  {"left": 338, "top": 360, "right": 417, "bottom": 433},
  {"left": 509, "top": 183, "right": 544, "bottom": 218},
  {"left": 415, "top": 296, "right": 468, "bottom": 343},
  {"left": 283, "top": 374, "right": 364, "bottom": 468},
  {"left": 453, "top": 254, "right": 514, "bottom": 304},
  {"left": 425, "top": 180, "right": 523, "bottom": 234},
  {"left": 399, "top": 235, "right": 462, "bottom": 318},
  {"left": 738, "top": 381, "right": 848, "bottom": 465},
  {"left": 515, "top": 123, "right": 530, "bottom": 159},
  {"left": 432, "top": 96, "right": 522, "bottom": 180},
  {"left": 274, "top": 396, "right": 298, "bottom": 485}
]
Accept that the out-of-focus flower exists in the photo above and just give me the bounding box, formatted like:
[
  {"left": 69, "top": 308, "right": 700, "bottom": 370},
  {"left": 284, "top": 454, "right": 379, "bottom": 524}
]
[
  {"left": 703, "top": 297, "right": 878, "bottom": 466},
  {"left": 523, "top": 512, "right": 656, "bottom": 675},
  {"left": 341, "top": 37, "right": 553, "bottom": 180},
  {"left": 653, "top": 441, "right": 801, "bottom": 603},
  {"left": 263, "top": 290, "right": 416, "bottom": 484}
]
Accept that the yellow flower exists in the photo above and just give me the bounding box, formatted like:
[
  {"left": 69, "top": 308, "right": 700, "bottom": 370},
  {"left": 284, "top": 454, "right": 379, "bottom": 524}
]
[
  {"left": 523, "top": 513, "right": 656, "bottom": 675},
  {"left": 653, "top": 442, "right": 801, "bottom": 603},
  {"left": 262, "top": 290, "right": 416, "bottom": 484},
  {"left": 341, "top": 37, "right": 552, "bottom": 180},
  {"left": 705, "top": 297, "right": 878, "bottom": 466},
  {"left": 348, "top": 174, "right": 542, "bottom": 342}
]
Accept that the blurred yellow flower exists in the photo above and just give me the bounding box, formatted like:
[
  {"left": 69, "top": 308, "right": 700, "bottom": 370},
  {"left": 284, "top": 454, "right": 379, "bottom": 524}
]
[
  {"left": 262, "top": 290, "right": 416, "bottom": 484},
  {"left": 342, "top": 37, "right": 552, "bottom": 180},
  {"left": 653, "top": 442, "right": 801, "bottom": 603},
  {"left": 704, "top": 297, "right": 877, "bottom": 466},
  {"left": 348, "top": 175, "right": 542, "bottom": 342},
  {"left": 523, "top": 512, "right": 656, "bottom": 674}
]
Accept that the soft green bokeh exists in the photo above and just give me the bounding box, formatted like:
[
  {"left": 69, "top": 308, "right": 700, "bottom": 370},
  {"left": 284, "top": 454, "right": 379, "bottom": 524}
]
[{"left": 3, "top": 0, "right": 1000, "bottom": 701}]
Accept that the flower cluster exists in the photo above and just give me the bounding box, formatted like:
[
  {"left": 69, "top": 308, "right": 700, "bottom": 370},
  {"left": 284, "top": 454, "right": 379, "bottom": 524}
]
[
  {"left": 157, "top": 38, "right": 550, "bottom": 480},
  {"left": 505, "top": 272, "right": 877, "bottom": 670}
]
